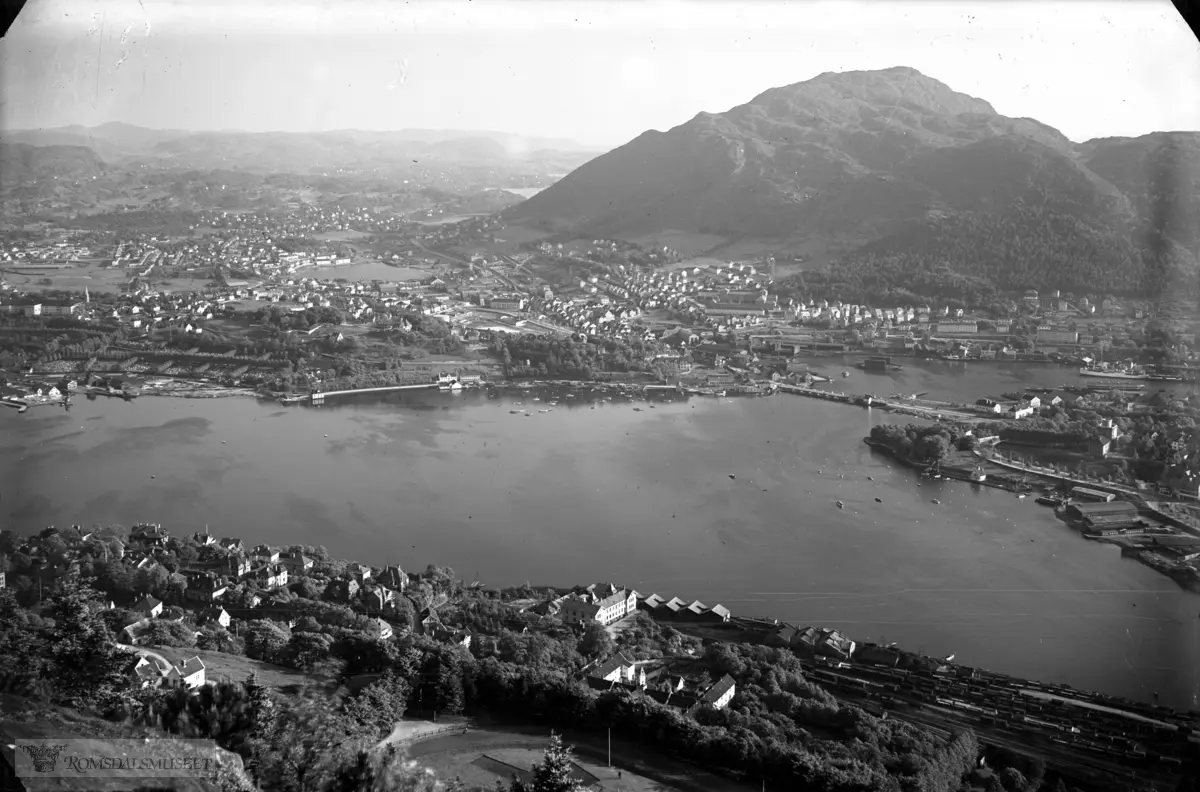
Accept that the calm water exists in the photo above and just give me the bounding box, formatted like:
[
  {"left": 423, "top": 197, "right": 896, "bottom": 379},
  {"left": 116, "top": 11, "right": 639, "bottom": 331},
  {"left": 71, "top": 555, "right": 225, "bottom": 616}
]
[{"left": 3, "top": 359, "right": 1198, "bottom": 710}]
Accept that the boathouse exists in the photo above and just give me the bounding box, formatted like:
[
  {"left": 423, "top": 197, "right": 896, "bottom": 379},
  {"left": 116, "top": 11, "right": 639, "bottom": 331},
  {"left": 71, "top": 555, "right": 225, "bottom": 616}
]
[{"left": 1063, "top": 500, "right": 1138, "bottom": 525}]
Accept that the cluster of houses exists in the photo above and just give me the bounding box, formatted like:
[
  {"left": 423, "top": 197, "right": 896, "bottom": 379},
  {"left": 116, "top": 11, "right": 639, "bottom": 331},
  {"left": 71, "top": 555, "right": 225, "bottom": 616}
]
[
  {"left": 766, "top": 624, "right": 857, "bottom": 661},
  {"left": 130, "top": 653, "right": 208, "bottom": 691},
  {"left": 583, "top": 652, "right": 738, "bottom": 713}
]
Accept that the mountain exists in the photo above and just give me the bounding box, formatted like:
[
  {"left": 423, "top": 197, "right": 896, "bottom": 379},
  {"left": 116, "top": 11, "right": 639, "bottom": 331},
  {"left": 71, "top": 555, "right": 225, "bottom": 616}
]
[{"left": 505, "top": 67, "right": 1199, "bottom": 298}]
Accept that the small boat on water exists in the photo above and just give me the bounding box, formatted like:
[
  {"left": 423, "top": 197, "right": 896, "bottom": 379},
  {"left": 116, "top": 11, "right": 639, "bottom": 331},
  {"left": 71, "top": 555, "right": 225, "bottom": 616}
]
[
  {"left": 836, "top": 501, "right": 844, "bottom": 509},
  {"left": 510, "top": 410, "right": 523, "bottom": 414},
  {"left": 538, "top": 409, "right": 550, "bottom": 413}
]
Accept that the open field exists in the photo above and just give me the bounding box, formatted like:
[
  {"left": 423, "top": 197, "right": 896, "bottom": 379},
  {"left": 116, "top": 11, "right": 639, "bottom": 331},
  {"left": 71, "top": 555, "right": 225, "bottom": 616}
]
[
  {"left": 492, "top": 223, "right": 555, "bottom": 247},
  {"left": 409, "top": 722, "right": 759, "bottom": 792},
  {"left": 146, "top": 646, "right": 326, "bottom": 692},
  {"left": 411, "top": 729, "right": 680, "bottom": 792},
  {"left": 626, "top": 230, "right": 728, "bottom": 257},
  {"left": 314, "top": 230, "right": 372, "bottom": 242},
  {"left": 0, "top": 262, "right": 130, "bottom": 292}
]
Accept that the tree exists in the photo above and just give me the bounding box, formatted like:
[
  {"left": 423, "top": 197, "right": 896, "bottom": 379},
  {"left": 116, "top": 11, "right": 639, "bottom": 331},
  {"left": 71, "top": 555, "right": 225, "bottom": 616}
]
[
  {"left": 285, "top": 632, "right": 335, "bottom": 672},
  {"left": 244, "top": 620, "right": 290, "bottom": 664},
  {"left": 341, "top": 671, "right": 411, "bottom": 740},
  {"left": 141, "top": 619, "right": 197, "bottom": 648},
  {"left": 578, "top": 623, "right": 614, "bottom": 660},
  {"left": 44, "top": 566, "right": 134, "bottom": 712},
  {"left": 509, "top": 732, "right": 588, "bottom": 792},
  {"left": 0, "top": 589, "right": 48, "bottom": 694},
  {"left": 998, "top": 767, "right": 1028, "bottom": 792}
]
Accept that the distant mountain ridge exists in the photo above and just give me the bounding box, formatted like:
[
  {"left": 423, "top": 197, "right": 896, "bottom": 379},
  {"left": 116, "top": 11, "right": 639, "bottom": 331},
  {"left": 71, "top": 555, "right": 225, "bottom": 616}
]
[
  {"left": 0, "top": 123, "right": 601, "bottom": 168},
  {"left": 505, "top": 66, "right": 1199, "bottom": 298}
]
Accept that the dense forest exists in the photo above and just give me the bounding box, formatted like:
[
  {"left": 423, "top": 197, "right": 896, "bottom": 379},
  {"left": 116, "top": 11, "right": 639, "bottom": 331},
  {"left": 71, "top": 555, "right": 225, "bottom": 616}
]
[
  {"left": 786, "top": 204, "right": 1194, "bottom": 305},
  {"left": 867, "top": 424, "right": 976, "bottom": 464},
  {"left": 488, "top": 333, "right": 662, "bottom": 379}
]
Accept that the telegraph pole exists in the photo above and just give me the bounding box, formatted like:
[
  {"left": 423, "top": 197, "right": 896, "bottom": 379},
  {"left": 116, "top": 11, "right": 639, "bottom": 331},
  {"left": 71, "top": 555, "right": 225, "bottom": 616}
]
[{"left": 608, "top": 726, "right": 611, "bottom": 767}]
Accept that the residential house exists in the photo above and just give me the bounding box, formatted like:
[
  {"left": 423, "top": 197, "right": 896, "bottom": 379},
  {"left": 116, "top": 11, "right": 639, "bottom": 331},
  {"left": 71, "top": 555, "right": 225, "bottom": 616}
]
[
  {"left": 133, "top": 595, "right": 163, "bottom": 618},
  {"left": 378, "top": 565, "right": 407, "bottom": 592},
  {"left": 164, "top": 657, "right": 206, "bottom": 690},
  {"left": 183, "top": 570, "right": 228, "bottom": 604},
  {"left": 418, "top": 608, "right": 442, "bottom": 635},
  {"left": 325, "top": 578, "right": 360, "bottom": 603},
  {"left": 352, "top": 564, "right": 373, "bottom": 583},
  {"left": 365, "top": 618, "right": 394, "bottom": 641},
  {"left": 585, "top": 652, "right": 646, "bottom": 690},
  {"left": 698, "top": 674, "right": 737, "bottom": 710},
  {"left": 251, "top": 563, "right": 288, "bottom": 589},
  {"left": 130, "top": 656, "right": 165, "bottom": 689},
  {"left": 250, "top": 545, "right": 280, "bottom": 564},
  {"left": 363, "top": 585, "right": 395, "bottom": 612},
  {"left": 192, "top": 531, "right": 217, "bottom": 546},
  {"left": 218, "top": 537, "right": 245, "bottom": 553},
  {"left": 280, "top": 550, "right": 313, "bottom": 573},
  {"left": 199, "top": 606, "right": 231, "bottom": 628},
  {"left": 430, "top": 626, "right": 472, "bottom": 648}
]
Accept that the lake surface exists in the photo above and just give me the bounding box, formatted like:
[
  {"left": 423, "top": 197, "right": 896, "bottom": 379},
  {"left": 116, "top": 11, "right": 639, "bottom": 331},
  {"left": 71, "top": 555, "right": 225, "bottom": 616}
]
[{"left": 4, "top": 359, "right": 1198, "bottom": 710}]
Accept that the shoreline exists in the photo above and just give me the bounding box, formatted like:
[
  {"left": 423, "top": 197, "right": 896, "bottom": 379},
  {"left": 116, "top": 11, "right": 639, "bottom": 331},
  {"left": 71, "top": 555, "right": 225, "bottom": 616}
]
[{"left": 864, "top": 437, "right": 1200, "bottom": 596}]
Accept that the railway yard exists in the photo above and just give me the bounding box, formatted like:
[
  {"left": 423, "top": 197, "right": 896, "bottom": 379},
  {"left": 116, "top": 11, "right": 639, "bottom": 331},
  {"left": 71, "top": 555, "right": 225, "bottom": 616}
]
[{"left": 799, "top": 653, "right": 1198, "bottom": 791}]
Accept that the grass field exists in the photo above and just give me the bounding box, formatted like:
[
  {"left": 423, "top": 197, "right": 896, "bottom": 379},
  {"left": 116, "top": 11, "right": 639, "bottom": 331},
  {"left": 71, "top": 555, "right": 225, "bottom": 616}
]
[
  {"left": 148, "top": 646, "right": 325, "bottom": 692},
  {"left": 411, "top": 730, "right": 678, "bottom": 792},
  {"left": 408, "top": 723, "right": 759, "bottom": 792}
]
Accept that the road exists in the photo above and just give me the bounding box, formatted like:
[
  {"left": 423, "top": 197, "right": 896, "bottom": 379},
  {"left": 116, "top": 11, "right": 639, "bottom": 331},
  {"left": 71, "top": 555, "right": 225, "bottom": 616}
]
[{"left": 115, "top": 643, "right": 172, "bottom": 673}]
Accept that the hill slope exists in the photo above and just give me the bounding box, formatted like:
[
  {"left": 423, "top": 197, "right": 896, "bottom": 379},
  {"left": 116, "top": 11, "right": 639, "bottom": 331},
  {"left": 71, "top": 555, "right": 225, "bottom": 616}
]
[
  {"left": 505, "top": 67, "right": 1198, "bottom": 297},
  {"left": 0, "top": 143, "right": 106, "bottom": 185}
]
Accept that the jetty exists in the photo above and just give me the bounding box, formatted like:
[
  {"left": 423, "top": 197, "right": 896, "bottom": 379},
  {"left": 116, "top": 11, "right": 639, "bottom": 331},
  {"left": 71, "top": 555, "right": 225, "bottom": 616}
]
[{"left": 310, "top": 383, "right": 440, "bottom": 403}]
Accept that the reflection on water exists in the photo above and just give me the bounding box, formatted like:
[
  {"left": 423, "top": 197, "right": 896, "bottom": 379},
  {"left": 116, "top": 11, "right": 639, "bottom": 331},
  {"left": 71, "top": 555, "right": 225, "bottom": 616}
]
[{"left": 2, "top": 361, "right": 1197, "bottom": 710}]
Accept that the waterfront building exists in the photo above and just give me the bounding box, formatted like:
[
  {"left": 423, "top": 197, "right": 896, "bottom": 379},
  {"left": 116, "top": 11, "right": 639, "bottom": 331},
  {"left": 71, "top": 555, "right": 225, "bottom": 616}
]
[
  {"left": 1036, "top": 325, "right": 1079, "bottom": 345},
  {"left": 935, "top": 321, "right": 979, "bottom": 336},
  {"left": 1069, "top": 486, "right": 1117, "bottom": 503},
  {"left": 559, "top": 585, "right": 637, "bottom": 626}
]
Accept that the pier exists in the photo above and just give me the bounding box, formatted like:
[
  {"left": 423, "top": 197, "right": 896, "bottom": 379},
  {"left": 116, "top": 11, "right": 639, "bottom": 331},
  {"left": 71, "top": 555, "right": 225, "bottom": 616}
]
[{"left": 310, "top": 383, "right": 440, "bottom": 403}]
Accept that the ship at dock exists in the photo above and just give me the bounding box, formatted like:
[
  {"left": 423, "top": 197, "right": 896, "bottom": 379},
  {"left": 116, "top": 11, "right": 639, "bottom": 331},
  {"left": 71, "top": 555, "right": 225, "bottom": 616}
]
[{"left": 1077, "top": 357, "right": 1181, "bottom": 382}]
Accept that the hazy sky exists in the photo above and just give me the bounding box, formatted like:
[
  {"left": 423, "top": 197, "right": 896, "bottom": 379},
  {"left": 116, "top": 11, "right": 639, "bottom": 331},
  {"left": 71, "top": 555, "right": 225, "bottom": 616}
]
[{"left": 2, "top": 0, "right": 1198, "bottom": 147}]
